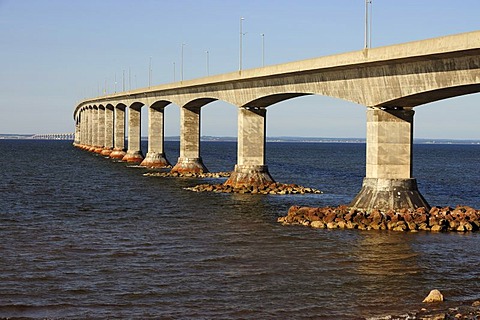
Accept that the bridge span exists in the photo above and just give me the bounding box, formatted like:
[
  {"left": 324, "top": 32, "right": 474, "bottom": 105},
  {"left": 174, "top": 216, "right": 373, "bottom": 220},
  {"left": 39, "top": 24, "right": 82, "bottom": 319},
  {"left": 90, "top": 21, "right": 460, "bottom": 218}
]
[{"left": 73, "top": 30, "right": 480, "bottom": 211}]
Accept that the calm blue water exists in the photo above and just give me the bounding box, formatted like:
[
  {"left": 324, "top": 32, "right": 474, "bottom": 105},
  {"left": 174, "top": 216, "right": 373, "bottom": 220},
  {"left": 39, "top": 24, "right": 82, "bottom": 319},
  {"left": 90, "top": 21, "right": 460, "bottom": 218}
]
[{"left": 0, "top": 140, "right": 479, "bottom": 319}]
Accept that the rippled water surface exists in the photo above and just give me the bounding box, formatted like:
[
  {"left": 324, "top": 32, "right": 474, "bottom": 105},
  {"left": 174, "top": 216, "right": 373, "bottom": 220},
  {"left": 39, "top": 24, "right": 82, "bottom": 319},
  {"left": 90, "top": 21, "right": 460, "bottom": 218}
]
[{"left": 0, "top": 140, "right": 479, "bottom": 319}]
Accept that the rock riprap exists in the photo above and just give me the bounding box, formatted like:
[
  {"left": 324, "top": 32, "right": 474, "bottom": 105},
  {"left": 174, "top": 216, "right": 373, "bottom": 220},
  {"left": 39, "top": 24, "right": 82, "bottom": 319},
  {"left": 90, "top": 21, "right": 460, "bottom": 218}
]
[
  {"left": 278, "top": 205, "right": 480, "bottom": 232},
  {"left": 144, "top": 172, "right": 231, "bottom": 178},
  {"left": 185, "top": 182, "right": 323, "bottom": 195}
]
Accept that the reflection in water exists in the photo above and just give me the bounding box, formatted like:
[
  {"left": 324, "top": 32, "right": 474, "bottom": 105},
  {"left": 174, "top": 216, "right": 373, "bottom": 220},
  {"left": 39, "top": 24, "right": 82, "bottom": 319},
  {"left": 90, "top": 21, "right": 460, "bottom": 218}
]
[{"left": 350, "top": 232, "right": 423, "bottom": 317}]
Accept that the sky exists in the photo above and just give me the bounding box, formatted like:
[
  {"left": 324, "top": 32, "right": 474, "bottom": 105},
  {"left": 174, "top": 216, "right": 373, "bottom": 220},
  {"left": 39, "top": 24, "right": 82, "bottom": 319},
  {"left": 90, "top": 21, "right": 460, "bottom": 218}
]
[{"left": 0, "top": 0, "right": 479, "bottom": 139}]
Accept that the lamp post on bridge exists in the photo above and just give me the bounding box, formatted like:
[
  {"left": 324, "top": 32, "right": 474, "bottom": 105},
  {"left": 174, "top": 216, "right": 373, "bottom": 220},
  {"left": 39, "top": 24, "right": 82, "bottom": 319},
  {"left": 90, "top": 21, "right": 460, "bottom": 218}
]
[
  {"left": 205, "top": 50, "right": 209, "bottom": 76},
  {"left": 261, "top": 33, "right": 265, "bottom": 67},
  {"left": 123, "top": 70, "right": 125, "bottom": 92},
  {"left": 181, "top": 43, "right": 186, "bottom": 81},
  {"left": 365, "top": 0, "right": 372, "bottom": 49},
  {"left": 173, "top": 62, "right": 176, "bottom": 82},
  {"left": 239, "top": 17, "right": 245, "bottom": 71},
  {"left": 149, "top": 57, "right": 152, "bottom": 88}
]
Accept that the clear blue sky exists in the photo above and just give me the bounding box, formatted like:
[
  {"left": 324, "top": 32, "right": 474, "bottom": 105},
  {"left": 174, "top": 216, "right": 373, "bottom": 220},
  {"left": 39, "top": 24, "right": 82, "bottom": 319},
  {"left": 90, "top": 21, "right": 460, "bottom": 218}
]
[{"left": 1, "top": 0, "right": 479, "bottom": 139}]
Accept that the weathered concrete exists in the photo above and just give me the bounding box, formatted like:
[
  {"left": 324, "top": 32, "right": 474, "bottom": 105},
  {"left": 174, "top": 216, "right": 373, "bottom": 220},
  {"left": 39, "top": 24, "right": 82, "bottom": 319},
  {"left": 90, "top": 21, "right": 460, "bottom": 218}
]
[
  {"left": 94, "top": 106, "right": 105, "bottom": 154},
  {"left": 122, "top": 104, "right": 144, "bottom": 163},
  {"left": 224, "top": 107, "right": 274, "bottom": 187},
  {"left": 90, "top": 106, "right": 99, "bottom": 152},
  {"left": 100, "top": 105, "right": 114, "bottom": 156},
  {"left": 109, "top": 105, "right": 126, "bottom": 159},
  {"left": 86, "top": 107, "right": 93, "bottom": 148},
  {"left": 79, "top": 112, "right": 85, "bottom": 146},
  {"left": 74, "top": 31, "right": 480, "bottom": 114},
  {"left": 140, "top": 103, "right": 171, "bottom": 168},
  {"left": 74, "top": 31, "right": 480, "bottom": 209},
  {"left": 350, "top": 108, "right": 430, "bottom": 211},
  {"left": 171, "top": 105, "right": 208, "bottom": 174},
  {"left": 74, "top": 114, "right": 80, "bottom": 145}
]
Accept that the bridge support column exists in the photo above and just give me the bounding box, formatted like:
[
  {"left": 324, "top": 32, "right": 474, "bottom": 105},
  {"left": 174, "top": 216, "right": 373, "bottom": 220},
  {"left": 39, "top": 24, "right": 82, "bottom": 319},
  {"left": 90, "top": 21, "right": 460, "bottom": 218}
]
[
  {"left": 89, "top": 106, "right": 98, "bottom": 152},
  {"left": 171, "top": 106, "right": 208, "bottom": 174},
  {"left": 350, "top": 108, "right": 429, "bottom": 211},
  {"left": 94, "top": 106, "right": 105, "bottom": 154},
  {"left": 78, "top": 110, "right": 84, "bottom": 148},
  {"left": 101, "top": 105, "right": 114, "bottom": 156},
  {"left": 224, "top": 107, "right": 274, "bottom": 188},
  {"left": 81, "top": 108, "right": 90, "bottom": 150},
  {"left": 74, "top": 114, "right": 80, "bottom": 146},
  {"left": 110, "top": 105, "right": 127, "bottom": 159},
  {"left": 140, "top": 105, "right": 171, "bottom": 168},
  {"left": 122, "top": 105, "right": 144, "bottom": 163},
  {"left": 80, "top": 111, "right": 86, "bottom": 148}
]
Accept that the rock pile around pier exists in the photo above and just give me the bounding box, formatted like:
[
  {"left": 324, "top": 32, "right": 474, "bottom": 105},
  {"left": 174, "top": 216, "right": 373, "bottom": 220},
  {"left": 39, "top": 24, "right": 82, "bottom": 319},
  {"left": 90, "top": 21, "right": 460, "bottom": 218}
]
[
  {"left": 278, "top": 205, "right": 480, "bottom": 232},
  {"left": 185, "top": 182, "right": 323, "bottom": 195},
  {"left": 392, "top": 299, "right": 480, "bottom": 320},
  {"left": 143, "top": 172, "right": 231, "bottom": 178}
]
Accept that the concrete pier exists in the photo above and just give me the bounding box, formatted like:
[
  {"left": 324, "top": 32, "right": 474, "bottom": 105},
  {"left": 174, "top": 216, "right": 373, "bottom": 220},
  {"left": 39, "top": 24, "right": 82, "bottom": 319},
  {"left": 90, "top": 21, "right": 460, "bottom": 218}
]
[
  {"left": 224, "top": 107, "right": 274, "bottom": 188},
  {"left": 122, "top": 104, "right": 144, "bottom": 163},
  {"left": 140, "top": 103, "right": 171, "bottom": 168},
  {"left": 171, "top": 106, "right": 208, "bottom": 174},
  {"left": 350, "top": 108, "right": 430, "bottom": 211},
  {"left": 89, "top": 106, "right": 98, "bottom": 152},
  {"left": 74, "top": 115, "right": 80, "bottom": 146},
  {"left": 94, "top": 106, "right": 105, "bottom": 154},
  {"left": 86, "top": 107, "right": 93, "bottom": 149},
  {"left": 101, "top": 105, "right": 114, "bottom": 156},
  {"left": 109, "top": 105, "right": 127, "bottom": 159}
]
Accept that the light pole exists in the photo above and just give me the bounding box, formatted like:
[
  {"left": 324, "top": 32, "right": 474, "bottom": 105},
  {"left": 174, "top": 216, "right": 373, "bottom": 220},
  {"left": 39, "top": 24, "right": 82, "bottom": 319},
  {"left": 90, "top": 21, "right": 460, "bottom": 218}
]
[
  {"left": 365, "top": 0, "right": 372, "bottom": 49},
  {"left": 149, "top": 57, "right": 152, "bottom": 88},
  {"left": 181, "top": 43, "right": 186, "bottom": 81},
  {"left": 261, "top": 33, "right": 265, "bottom": 67},
  {"left": 239, "top": 17, "right": 245, "bottom": 71},
  {"left": 206, "top": 50, "right": 209, "bottom": 76},
  {"left": 173, "top": 62, "right": 176, "bottom": 82}
]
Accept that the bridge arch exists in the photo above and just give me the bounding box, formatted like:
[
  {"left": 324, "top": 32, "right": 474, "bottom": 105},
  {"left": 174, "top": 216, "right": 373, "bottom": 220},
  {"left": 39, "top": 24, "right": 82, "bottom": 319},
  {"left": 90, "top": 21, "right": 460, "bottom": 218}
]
[
  {"left": 242, "top": 93, "right": 311, "bottom": 109},
  {"left": 378, "top": 84, "right": 480, "bottom": 109}
]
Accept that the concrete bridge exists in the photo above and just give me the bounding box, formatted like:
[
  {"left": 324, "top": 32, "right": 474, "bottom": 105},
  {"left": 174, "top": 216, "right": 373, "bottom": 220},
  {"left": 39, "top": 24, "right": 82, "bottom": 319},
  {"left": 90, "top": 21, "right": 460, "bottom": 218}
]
[
  {"left": 73, "top": 31, "right": 480, "bottom": 211},
  {"left": 32, "top": 133, "right": 74, "bottom": 140}
]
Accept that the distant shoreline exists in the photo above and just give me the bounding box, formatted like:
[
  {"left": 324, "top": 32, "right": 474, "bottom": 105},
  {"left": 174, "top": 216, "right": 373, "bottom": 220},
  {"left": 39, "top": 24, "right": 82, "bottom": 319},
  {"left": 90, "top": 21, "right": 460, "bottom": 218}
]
[{"left": 1, "top": 134, "right": 479, "bottom": 145}]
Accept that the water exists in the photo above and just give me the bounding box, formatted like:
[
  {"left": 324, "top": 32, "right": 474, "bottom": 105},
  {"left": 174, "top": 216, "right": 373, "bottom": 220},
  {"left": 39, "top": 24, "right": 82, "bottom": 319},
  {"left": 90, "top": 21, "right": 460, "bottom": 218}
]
[{"left": 0, "top": 140, "right": 479, "bottom": 319}]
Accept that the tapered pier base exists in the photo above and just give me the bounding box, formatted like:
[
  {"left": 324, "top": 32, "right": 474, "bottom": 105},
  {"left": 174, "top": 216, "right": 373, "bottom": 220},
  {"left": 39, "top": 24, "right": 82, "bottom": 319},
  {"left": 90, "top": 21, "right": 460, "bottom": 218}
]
[
  {"left": 349, "top": 178, "right": 430, "bottom": 211},
  {"left": 224, "top": 165, "right": 275, "bottom": 188},
  {"left": 109, "top": 148, "right": 127, "bottom": 160},
  {"left": 121, "top": 151, "right": 144, "bottom": 163},
  {"left": 140, "top": 152, "right": 171, "bottom": 168},
  {"left": 171, "top": 157, "right": 208, "bottom": 174}
]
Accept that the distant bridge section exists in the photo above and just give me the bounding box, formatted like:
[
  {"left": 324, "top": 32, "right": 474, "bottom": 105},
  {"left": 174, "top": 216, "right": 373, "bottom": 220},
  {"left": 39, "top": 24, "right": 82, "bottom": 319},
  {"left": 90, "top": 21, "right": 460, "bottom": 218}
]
[
  {"left": 32, "top": 133, "right": 74, "bottom": 140},
  {"left": 73, "top": 31, "right": 480, "bottom": 211}
]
